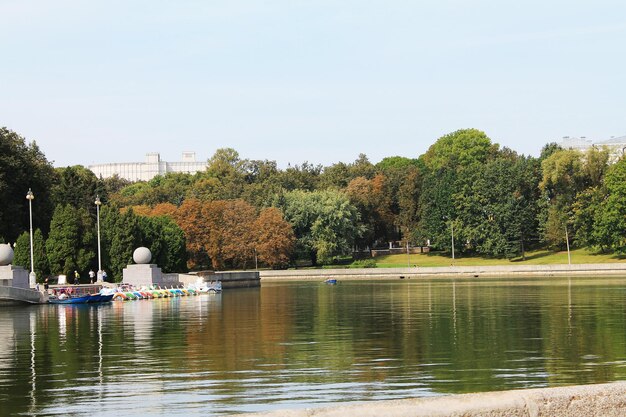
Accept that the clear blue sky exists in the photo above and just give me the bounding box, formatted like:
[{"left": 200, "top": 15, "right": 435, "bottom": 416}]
[{"left": 1, "top": 0, "right": 625, "bottom": 168}]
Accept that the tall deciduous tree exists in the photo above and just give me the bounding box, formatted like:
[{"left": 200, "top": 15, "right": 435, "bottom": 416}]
[
  {"left": 173, "top": 199, "right": 209, "bottom": 269},
  {"left": 274, "top": 190, "right": 361, "bottom": 265},
  {"left": 0, "top": 128, "right": 56, "bottom": 243},
  {"left": 345, "top": 175, "right": 393, "bottom": 248},
  {"left": 590, "top": 158, "right": 626, "bottom": 252},
  {"left": 253, "top": 207, "right": 295, "bottom": 269}
]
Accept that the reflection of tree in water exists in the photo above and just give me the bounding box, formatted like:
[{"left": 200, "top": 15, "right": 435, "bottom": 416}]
[{"left": 2, "top": 280, "right": 626, "bottom": 415}]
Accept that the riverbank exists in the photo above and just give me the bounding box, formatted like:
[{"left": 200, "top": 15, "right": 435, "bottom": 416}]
[
  {"left": 259, "top": 263, "right": 626, "bottom": 281},
  {"left": 238, "top": 381, "right": 626, "bottom": 416}
]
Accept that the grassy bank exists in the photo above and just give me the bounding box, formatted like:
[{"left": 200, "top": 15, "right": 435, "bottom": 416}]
[{"left": 373, "top": 248, "right": 626, "bottom": 268}]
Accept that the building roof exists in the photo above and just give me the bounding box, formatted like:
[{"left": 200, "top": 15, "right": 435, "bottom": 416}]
[
  {"left": 597, "top": 135, "right": 626, "bottom": 146},
  {"left": 558, "top": 136, "right": 593, "bottom": 150}
]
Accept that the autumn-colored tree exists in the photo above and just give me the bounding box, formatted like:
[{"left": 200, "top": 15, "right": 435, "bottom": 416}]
[
  {"left": 345, "top": 174, "right": 394, "bottom": 248},
  {"left": 151, "top": 202, "right": 178, "bottom": 218},
  {"left": 126, "top": 205, "right": 153, "bottom": 217},
  {"left": 203, "top": 200, "right": 256, "bottom": 270},
  {"left": 253, "top": 207, "right": 295, "bottom": 269},
  {"left": 173, "top": 199, "right": 209, "bottom": 269}
]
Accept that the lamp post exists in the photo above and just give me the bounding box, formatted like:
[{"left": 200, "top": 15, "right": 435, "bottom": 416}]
[
  {"left": 95, "top": 195, "right": 103, "bottom": 282},
  {"left": 450, "top": 221, "right": 455, "bottom": 262},
  {"left": 565, "top": 226, "right": 571, "bottom": 265},
  {"left": 26, "top": 189, "right": 36, "bottom": 288},
  {"left": 443, "top": 216, "right": 455, "bottom": 263}
]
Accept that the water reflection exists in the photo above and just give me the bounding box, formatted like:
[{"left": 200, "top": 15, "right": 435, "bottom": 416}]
[{"left": 0, "top": 279, "right": 626, "bottom": 415}]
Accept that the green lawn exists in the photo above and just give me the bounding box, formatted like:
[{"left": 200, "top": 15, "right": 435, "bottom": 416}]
[{"left": 374, "top": 248, "right": 626, "bottom": 268}]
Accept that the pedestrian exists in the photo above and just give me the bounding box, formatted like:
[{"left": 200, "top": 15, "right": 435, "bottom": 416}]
[
  {"left": 102, "top": 270, "right": 108, "bottom": 282},
  {"left": 74, "top": 270, "right": 80, "bottom": 285},
  {"left": 89, "top": 269, "right": 95, "bottom": 284},
  {"left": 44, "top": 276, "right": 49, "bottom": 291}
]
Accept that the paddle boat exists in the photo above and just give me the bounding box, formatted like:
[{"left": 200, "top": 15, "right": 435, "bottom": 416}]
[{"left": 324, "top": 278, "right": 337, "bottom": 285}]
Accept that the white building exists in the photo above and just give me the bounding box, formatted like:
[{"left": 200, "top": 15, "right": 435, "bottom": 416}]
[
  {"left": 557, "top": 135, "right": 626, "bottom": 162},
  {"left": 89, "top": 152, "right": 208, "bottom": 182}
]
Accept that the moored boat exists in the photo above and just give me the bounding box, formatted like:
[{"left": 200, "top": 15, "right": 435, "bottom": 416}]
[{"left": 49, "top": 294, "right": 113, "bottom": 304}]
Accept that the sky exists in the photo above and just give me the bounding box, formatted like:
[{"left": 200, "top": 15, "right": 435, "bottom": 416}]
[{"left": 1, "top": 0, "right": 625, "bottom": 168}]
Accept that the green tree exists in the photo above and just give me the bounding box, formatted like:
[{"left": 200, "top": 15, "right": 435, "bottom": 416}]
[
  {"left": 590, "top": 159, "right": 626, "bottom": 252},
  {"left": 50, "top": 165, "right": 100, "bottom": 211},
  {"left": 104, "top": 207, "right": 141, "bottom": 281},
  {"left": 455, "top": 153, "right": 541, "bottom": 258},
  {"left": 422, "top": 128, "right": 498, "bottom": 171},
  {"left": 46, "top": 205, "right": 93, "bottom": 276},
  {"left": 13, "top": 230, "right": 49, "bottom": 279},
  {"left": 0, "top": 127, "right": 56, "bottom": 243},
  {"left": 138, "top": 215, "right": 187, "bottom": 273},
  {"left": 274, "top": 190, "right": 362, "bottom": 265},
  {"left": 539, "top": 148, "right": 608, "bottom": 249}
]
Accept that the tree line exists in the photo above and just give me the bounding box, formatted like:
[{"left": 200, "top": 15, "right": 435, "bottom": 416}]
[{"left": 2, "top": 126, "right": 626, "bottom": 281}]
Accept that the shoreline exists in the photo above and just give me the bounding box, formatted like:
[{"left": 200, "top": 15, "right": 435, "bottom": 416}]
[
  {"left": 259, "top": 263, "right": 626, "bottom": 281},
  {"left": 237, "top": 381, "right": 626, "bottom": 416}
]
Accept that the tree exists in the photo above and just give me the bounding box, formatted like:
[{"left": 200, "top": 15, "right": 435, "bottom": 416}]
[
  {"left": 417, "top": 168, "right": 457, "bottom": 251},
  {"left": 138, "top": 215, "right": 187, "bottom": 273},
  {"left": 0, "top": 127, "right": 56, "bottom": 243},
  {"left": 172, "top": 199, "right": 209, "bottom": 269},
  {"left": 50, "top": 165, "right": 100, "bottom": 211},
  {"left": 422, "top": 128, "right": 498, "bottom": 171},
  {"left": 274, "top": 190, "right": 361, "bottom": 265},
  {"left": 13, "top": 229, "right": 49, "bottom": 280},
  {"left": 276, "top": 162, "right": 321, "bottom": 191},
  {"left": 590, "top": 159, "right": 626, "bottom": 252},
  {"left": 455, "top": 153, "right": 541, "bottom": 258},
  {"left": 539, "top": 148, "right": 608, "bottom": 249},
  {"left": 345, "top": 175, "right": 394, "bottom": 248},
  {"left": 104, "top": 207, "right": 140, "bottom": 281},
  {"left": 46, "top": 205, "right": 94, "bottom": 276},
  {"left": 203, "top": 148, "right": 247, "bottom": 200},
  {"left": 253, "top": 208, "right": 295, "bottom": 269}
]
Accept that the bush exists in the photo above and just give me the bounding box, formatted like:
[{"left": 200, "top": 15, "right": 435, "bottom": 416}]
[{"left": 348, "top": 259, "right": 377, "bottom": 268}]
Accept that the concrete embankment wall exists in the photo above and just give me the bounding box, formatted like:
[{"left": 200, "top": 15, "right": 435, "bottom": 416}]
[
  {"left": 260, "top": 263, "right": 626, "bottom": 281},
  {"left": 238, "top": 381, "right": 626, "bottom": 417},
  {"left": 0, "top": 286, "right": 47, "bottom": 304},
  {"left": 196, "top": 271, "right": 260, "bottom": 288}
]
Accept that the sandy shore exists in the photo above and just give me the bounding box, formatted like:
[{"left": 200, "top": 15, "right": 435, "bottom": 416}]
[{"left": 236, "top": 381, "right": 626, "bottom": 416}]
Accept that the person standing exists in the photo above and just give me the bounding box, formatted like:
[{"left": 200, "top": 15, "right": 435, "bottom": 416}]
[
  {"left": 89, "top": 269, "right": 95, "bottom": 284},
  {"left": 102, "top": 270, "right": 108, "bottom": 282},
  {"left": 44, "top": 276, "right": 50, "bottom": 292},
  {"left": 74, "top": 270, "right": 80, "bottom": 285}
]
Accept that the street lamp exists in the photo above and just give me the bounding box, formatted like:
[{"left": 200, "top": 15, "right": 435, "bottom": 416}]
[
  {"left": 253, "top": 248, "right": 258, "bottom": 271},
  {"left": 26, "top": 188, "right": 36, "bottom": 287},
  {"left": 95, "top": 195, "right": 103, "bottom": 282},
  {"left": 565, "top": 225, "right": 571, "bottom": 265},
  {"left": 443, "top": 216, "right": 455, "bottom": 263}
]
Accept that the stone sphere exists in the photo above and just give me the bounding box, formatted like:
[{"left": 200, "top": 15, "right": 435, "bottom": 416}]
[
  {"left": 0, "top": 244, "right": 14, "bottom": 266},
  {"left": 133, "top": 247, "right": 152, "bottom": 264}
]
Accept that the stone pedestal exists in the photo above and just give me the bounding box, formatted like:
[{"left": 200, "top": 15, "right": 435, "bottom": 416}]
[
  {"left": 122, "top": 264, "right": 164, "bottom": 287},
  {"left": 0, "top": 265, "right": 29, "bottom": 289}
]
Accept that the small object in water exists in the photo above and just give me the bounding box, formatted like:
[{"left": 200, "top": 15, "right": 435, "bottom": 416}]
[{"left": 324, "top": 278, "right": 337, "bottom": 285}]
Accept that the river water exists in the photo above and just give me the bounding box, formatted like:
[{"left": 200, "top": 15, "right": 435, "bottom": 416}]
[{"left": 1, "top": 277, "right": 626, "bottom": 416}]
